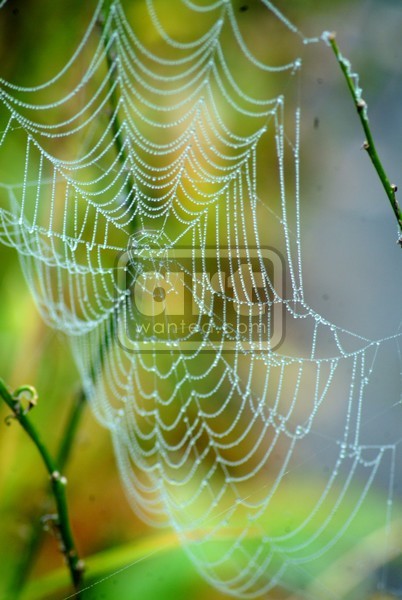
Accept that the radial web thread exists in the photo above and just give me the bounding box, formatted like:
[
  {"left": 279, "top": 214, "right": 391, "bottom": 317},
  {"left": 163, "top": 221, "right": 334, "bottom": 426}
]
[{"left": 0, "top": 1, "right": 402, "bottom": 598}]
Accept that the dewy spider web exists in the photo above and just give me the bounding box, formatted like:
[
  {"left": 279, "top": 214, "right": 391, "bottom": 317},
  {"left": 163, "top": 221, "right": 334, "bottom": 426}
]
[{"left": 1, "top": 1, "right": 402, "bottom": 597}]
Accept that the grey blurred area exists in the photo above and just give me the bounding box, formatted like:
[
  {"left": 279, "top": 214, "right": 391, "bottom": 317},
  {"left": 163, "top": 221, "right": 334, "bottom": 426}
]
[{"left": 293, "top": 3, "right": 402, "bottom": 596}]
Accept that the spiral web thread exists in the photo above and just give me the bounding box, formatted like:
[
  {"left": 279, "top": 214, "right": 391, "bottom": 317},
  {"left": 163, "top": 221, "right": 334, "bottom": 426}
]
[{"left": 0, "top": 1, "right": 402, "bottom": 597}]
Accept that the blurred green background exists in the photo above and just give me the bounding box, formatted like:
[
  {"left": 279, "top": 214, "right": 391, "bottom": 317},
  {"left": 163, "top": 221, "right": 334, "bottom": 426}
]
[{"left": 1, "top": 1, "right": 402, "bottom": 599}]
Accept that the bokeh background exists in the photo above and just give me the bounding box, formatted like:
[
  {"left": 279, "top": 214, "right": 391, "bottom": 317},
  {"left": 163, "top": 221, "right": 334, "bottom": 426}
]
[{"left": 1, "top": 1, "right": 402, "bottom": 599}]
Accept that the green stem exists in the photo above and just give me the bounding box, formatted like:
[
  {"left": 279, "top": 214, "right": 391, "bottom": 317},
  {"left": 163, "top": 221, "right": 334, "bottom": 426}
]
[
  {"left": 9, "top": 319, "right": 114, "bottom": 598},
  {"left": 56, "top": 387, "right": 87, "bottom": 468},
  {"left": 8, "top": 385, "right": 87, "bottom": 597},
  {"left": 326, "top": 32, "right": 402, "bottom": 242},
  {"left": 0, "top": 379, "right": 84, "bottom": 596}
]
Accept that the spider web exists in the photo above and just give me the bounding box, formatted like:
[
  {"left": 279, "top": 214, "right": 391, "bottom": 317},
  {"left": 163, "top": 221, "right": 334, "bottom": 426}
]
[{"left": 0, "top": 1, "right": 402, "bottom": 598}]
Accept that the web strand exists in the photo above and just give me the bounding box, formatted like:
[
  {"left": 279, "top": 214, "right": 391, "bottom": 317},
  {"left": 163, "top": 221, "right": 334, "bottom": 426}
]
[{"left": 0, "top": 1, "right": 401, "bottom": 598}]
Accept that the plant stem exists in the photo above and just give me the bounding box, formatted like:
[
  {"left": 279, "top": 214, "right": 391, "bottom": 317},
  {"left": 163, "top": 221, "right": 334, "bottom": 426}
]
[
  {"left": 9, "top": 320, "right": 114, "bottom": 598},
  {"left": 325, "top": 32, "right": 402, "bottom": 242},
  {"left": 56, "top": 388, "right": 87, "bottom": 470},
  {"left": 9, "top": 386, "right": 87, "bottom": 597},
  {"left": 0, "top": 379, "right": 84, "bottom": 596}
]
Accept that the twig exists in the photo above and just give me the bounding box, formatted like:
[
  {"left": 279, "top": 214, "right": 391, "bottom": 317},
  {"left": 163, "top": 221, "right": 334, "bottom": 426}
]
[
  {"left": 324, "top": 31, "right": 402, "bottom": 244},
  {"left": 9, "top": 322, "right": 114, "bottom": 597},
  {"left": 0, "top": 379, "right": 84, "bottom": 596},
  {"left": 56, "top": 388, "right": 87, "bottom": 472},
  {"left": 9, "top": 386, "right": 87, "bottom": 597}
]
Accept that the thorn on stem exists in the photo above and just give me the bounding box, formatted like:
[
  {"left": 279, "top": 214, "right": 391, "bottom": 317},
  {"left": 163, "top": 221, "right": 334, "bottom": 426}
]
[
  {"left": 76, "top": 559, "right": 86, "bottom": 573},
  {"left": 391, "top": 184, "right": 398, "bottom": 193},
  {"left": 362, "top": 141, "right": 370, "bottom": 151},
  {"left": 357, "top": 99, "right": 367, "bottom": 113},
  {"left": 50, "top": 470, "right": 67, "bottom": 485}
]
